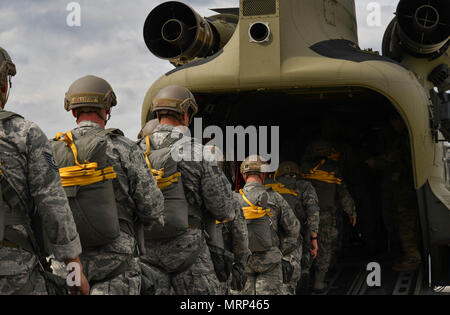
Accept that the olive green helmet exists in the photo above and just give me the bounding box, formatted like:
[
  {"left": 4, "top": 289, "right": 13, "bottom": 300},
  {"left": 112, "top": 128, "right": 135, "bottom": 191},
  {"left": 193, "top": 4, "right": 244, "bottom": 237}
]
[
  {"left": 64, "top": 75, "right": 117, "bottom": 113},
  {"left": 152, "top": 85, "right": 198, "bottom": 123},
  {"left": 308, "top": 139, "right": 332, "bottom": 158},
  {"left": 0, "top": 46, "right": 17, "bottom": 106},
  {"left": 277, "top": 161, "right": 300, "bottom": 177},
  {"left": 240, "top": 155, "right": 269, "bottom": 175}
]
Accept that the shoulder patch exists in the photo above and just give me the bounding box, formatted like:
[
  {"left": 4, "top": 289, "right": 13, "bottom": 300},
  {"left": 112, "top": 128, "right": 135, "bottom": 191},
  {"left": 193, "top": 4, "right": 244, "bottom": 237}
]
[{"left": 43, "top": 152, "right": 59, "bottom": 172}]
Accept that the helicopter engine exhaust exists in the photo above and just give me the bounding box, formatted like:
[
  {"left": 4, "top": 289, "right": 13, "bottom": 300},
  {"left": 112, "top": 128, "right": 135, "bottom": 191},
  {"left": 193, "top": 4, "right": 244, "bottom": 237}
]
[
  {"left": 143, "top": 1, "right": 238, "bottom": 66},
  {"left": 392, "top": 0, "right": 450, "bottom": 57}
]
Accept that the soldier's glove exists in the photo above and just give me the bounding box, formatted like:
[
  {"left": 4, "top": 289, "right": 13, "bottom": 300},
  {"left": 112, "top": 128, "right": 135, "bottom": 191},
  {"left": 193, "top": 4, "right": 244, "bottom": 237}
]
[
  {"left": 281, "top": 259, "right": 294, "bottom": 284},
  {"left": 209, "top": 244, "right": 234, "bottom": 282},
  {"left": 231, "top": 262, "right": 247, "bottom": 291}
]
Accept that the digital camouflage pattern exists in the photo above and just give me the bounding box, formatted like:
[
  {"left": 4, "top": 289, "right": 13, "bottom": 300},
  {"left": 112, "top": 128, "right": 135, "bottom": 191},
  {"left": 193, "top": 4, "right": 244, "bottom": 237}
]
[
  {"left": 266, "top": 175, "right": 319, "bottom": 280},
  {"left": 233, "top": 182, "right": 300, "bottom": 295},
  {"left": 137, "top": 124, "right": 234, "bottom": 295},
  {"left": 62, "top": 120, "right": 164, "bottom": 295},
  {"left": 217, "top": 198, "right": 251, "bottom": 294},
  {"left": 282, "top": 246, "right": 302, "bottom": 295},
  {"left": 222, "top": 199, "right": 251, "bottom": 266},
  {"left": 240, "top": 262, "right": 287, "bottom": 295},
  {"left": 296, "top": 179, "right": 320, "bottom": 235},
  {"left": 264, "top": 175, "right": 304, "bottom": 294},
  {"left": 296, "top": 179, "right": 320, "bottom": 275},
  {"left": 0, "top": 112, "right": 82, "bottom": 294}
]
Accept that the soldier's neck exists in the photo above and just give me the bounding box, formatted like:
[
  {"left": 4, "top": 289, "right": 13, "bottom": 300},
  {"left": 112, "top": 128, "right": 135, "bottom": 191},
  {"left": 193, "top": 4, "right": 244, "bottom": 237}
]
[
  {"left": 245, "top": 176, "right": 264, "bottom": 184},
  {"left": 77, "top": 112, "right": 106, "bottom": 129}
]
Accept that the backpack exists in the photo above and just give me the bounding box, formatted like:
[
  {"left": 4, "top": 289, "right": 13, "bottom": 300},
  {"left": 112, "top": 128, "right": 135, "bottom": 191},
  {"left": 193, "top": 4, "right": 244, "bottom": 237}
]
[
  {"left": 0, "top": 110, "right": 24, "bottom": 248},
  {"left": 51, "top": 128, "right": 123, "bottom": 248},
  {"left": 142, "top": 135, "right": 189, "bottom": 240},
  {"left": 239, "top": 189, "right": 274, "bottom": 253}
]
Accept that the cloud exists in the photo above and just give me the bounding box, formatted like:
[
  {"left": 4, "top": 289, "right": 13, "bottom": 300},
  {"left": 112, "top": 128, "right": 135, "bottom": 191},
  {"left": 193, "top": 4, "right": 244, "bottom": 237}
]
[{"left": 0, "top": 0, "right": 399, "bottom": 139}]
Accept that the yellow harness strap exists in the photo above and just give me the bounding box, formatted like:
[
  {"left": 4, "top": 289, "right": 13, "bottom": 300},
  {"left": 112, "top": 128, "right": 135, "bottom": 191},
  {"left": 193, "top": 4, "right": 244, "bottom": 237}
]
[
  {"left": 239, "top": 189, "right": 272, "bottom": 220},
  {"left": 265, "top": 182, "right": 298, "bottom": 197},
  {"left": 55, "top": 131, "right": 116, "bottom": 187},
  {"left": 0, "top": 162, "right": 3, "bottom": 175},
  {"left": 328, "top": 149, "right": 342, "bottom": 162},
  {"left": 144, "top": 136, "right": 181, "bottom": 190},
  {"left": 301, "top": 159, "right": 343, "bottom": 184}
]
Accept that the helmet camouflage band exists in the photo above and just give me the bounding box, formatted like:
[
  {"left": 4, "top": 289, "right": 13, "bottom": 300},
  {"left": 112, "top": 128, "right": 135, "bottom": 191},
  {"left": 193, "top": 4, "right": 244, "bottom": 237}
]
[
  {"left": 64, "top": 75, "right": 117, "bottom": 112},
  {"left": 240, "top": 155, "right": 269, "bottom": 175},
  {"left": 152, "top": 85, "right": 198, "bottom": 123},
  {"left": 277, "top": 161, "right": 300, "bottom": 177}
]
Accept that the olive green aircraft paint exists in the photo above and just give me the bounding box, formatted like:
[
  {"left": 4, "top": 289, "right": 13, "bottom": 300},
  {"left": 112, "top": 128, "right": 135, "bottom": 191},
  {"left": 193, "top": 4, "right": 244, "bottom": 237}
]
[{"left": 141, "top": 0, "right": 449, "bottom": 232}]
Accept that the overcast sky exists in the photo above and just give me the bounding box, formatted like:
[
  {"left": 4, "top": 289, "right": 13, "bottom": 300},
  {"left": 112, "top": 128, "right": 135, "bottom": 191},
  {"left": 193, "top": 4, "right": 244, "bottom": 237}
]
[{"left": 0, "top": 0, "right": 399, "bottom": 139}]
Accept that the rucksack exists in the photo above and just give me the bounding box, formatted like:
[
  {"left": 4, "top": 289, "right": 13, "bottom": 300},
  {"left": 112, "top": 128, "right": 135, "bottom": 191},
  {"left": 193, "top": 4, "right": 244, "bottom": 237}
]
[
  {"left": 0, "top": 110, "right": 24, "bottom": 248},
  {"left": 51, "top": 128, "right": 123, "bottom": 248},
  {"left": 239, "top": 189, "right": 274, "bottom": 253},
  {"left": 142, "top": 135, "right": 189, "bottom": 240}
]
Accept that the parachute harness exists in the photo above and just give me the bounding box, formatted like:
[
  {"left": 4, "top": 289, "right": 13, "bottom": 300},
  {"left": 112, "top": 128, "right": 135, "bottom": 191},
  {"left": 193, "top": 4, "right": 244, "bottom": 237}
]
[
  {"left": 144, "top": 136, "right": 181, "bottom": 190},
  {"left": 55, "top": 131, "right": 116, "bottom": 187},
  {"left": 265, "top": 182, "right": 299, "bottom": 197},
  {"left": 239, "top": 189, "right": 273, "bottom": 220},
  {"left": 301, "top": 159, "right": 343, "bottom": 185}
]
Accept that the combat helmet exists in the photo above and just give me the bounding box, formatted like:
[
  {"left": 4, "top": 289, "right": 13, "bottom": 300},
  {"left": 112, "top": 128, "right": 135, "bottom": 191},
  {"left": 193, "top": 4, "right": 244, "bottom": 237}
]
[
  {"left": 308, "top": 139, "right": 332, "bottom": 158},
  {"left": 64, "top": 75, "right": 117, "bottom": 121},
  {"left": 152, "top": 85, "right": 198, "bottom": 124},
  {"left": 277, "top": 161, "right": 300, "bottom": 177},
  {"left": 240, "top": 155, "right": 269, "bottom": 175},
  {"left": 0, "top": 46, "right": 17, "bottom": 106}
]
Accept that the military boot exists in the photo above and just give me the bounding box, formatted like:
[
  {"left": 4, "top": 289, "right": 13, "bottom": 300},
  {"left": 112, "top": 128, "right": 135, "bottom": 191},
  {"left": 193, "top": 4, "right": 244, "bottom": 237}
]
[{"left": 313, "top": 271, "right": 328, "bottom": 293}]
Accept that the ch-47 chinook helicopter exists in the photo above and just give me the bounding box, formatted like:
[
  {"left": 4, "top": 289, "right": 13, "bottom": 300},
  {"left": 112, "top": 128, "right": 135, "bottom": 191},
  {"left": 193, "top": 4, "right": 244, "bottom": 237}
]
[{"left": 140, "top": 0, "right": 450, "bottom": 293}]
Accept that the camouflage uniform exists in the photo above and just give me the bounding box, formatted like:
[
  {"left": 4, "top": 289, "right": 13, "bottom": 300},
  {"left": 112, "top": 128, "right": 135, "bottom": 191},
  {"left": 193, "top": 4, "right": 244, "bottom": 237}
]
[
  {"left": 264, "top": 175, "right": 309, "bottom": 294},
  {"left": 217, "top": 198, "right": 251, "bottom": 295},
  {"left": 296, "top": 179, "right": 320, "bottom": 274},
  {"left": 64, "top": 121, "right": 164, "bottom": 295},
  {"left": 371, "top": 129, "right": 421, "bottom": 268},
  {"left": 137, "top": 124, "right": 234, "bottom": 295},
  {"left": 0, "top": 112, "right": 82, "bottom": 294},
  {"left": 301, "top": 158, "right": 356, "bottom": 284},
  {"left": 234, "top": 182, "right": 300, "bottom": 295}
]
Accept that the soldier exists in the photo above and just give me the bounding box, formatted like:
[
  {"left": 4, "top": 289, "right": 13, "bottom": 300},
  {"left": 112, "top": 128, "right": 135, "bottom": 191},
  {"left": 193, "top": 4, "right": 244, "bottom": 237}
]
[
  {"left": 365, "top": 114, "right": 421, "bottom": 271},
  {"left": 51, "top": 75, "right": 164, "bottom": 295},
  {"left": 203, "top": 145, "right": 251, "bottom": 295},
  {"left": 137, "top": 85, "right": 234, "bottom": 295},
  {"left": 301, "top": 140, "right": 357, "bottom": 293},
  {"left": 0, "top": 46, "right": 89, "bottom": 295},
  {"left": 265, "top": 161, "right": 320, "bottom": 294},
  {"left": 235, "top": 155, "right": 300, "bottom": 295}
]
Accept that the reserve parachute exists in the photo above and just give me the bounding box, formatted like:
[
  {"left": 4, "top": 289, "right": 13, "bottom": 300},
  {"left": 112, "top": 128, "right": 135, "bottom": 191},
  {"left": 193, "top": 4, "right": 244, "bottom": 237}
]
[
  {"left": 239, "top": 189, "right": 273, "bottom": 252},
  {"left": 51, "top": 128, "right": 123, "bottom": 248},
  {"left": 142, "top": 134, "right": 189, "bottom": 240}
]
